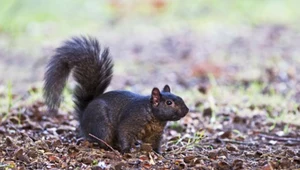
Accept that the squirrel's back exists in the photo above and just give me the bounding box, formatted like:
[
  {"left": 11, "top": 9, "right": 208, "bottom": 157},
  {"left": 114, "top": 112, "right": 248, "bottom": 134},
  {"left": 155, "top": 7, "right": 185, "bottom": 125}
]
[{"left": 43, "top": 36, "right": 113, "bottom": 119}]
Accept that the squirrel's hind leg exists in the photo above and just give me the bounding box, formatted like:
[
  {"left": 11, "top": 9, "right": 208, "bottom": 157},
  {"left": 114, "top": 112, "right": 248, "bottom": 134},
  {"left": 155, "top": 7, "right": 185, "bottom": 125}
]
[
  {"left": 80, "top": 105, "right": 116, "bottom": 150},
  {"left": 86, "top": 124, "right": 115, "bottom": 150}
]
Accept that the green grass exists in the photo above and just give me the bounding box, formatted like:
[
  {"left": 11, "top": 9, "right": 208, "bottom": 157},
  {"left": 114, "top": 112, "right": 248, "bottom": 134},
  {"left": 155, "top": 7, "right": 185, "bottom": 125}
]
[
  {"left": 0, "top": 82, "right": 74, "bottom": 119},
  {"left": 181, "top": 74, "right": 299, "bottom": 126},
  {"left": 0, "top": 0, "right": 300, "bottom": 46},
  {"left": 0, "top": 81, "right": 13, "bottom": 118}
]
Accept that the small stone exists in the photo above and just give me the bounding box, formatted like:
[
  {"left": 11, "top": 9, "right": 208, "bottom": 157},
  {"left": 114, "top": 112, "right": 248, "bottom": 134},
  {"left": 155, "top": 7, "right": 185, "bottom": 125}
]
[
  {"left": 220, "top": 131, "right": 232, "bottom": 139},
  {"left": 207, "top": 151, "right": 217, "bottom": 159},
  {"left": 27, "top": 149, "right": 39, "bottom": 158},
  {"left": 232, "top": 159, "right": 243, "bottom": 169},
  {"left": 6, "top": 136, "right": 15, "bottom": 147},
  {"left": 183, "top": 155, "right": 196, "bottom": 163},
  {"left": 127, "top": 158, "right": 140, "bottom": 165},
  {"left": 216, "top": 160, "right": 231, "bottom": 170},
  {"left": 81, "top": 157, "right": 93, "bottom": 164},
  {"left": 203, "top": 107, "right": 212, "bottom": 118},
  {"left": 226, "top": 144, "right": 239, "bottom": 152}
]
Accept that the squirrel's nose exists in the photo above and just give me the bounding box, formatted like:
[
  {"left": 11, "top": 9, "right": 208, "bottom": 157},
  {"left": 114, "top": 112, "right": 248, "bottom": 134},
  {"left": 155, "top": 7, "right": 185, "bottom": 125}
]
[
  {"left": 179, "top": 106, "right": 189, "bottom": 117},
  {"left": 184, "top": 106, "right": 189, "bottom": 114}
]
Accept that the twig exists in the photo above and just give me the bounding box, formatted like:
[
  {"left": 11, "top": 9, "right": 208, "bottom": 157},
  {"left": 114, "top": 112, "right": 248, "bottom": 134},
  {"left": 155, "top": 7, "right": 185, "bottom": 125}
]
[
  {"left": 258, "top": 133, "right": 300, "bottom": 142},
  {"left": 89, "top": 133, "right": 121, "bottom": 157},
  {"left": 216, "top": 138, "right": 258, "bottom": 146}
]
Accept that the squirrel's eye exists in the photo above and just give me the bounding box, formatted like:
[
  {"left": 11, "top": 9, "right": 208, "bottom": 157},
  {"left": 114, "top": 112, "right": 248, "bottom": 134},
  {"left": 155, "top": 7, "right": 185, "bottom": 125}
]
[{"left": 166, "top": 100, "right": 173, "bottom": 105}]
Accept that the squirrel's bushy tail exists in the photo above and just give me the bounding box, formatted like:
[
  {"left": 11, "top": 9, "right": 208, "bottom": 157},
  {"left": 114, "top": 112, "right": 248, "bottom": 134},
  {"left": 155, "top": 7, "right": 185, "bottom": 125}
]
[{"left": 44, "top": 36, "right": 113, "bottom": 117}]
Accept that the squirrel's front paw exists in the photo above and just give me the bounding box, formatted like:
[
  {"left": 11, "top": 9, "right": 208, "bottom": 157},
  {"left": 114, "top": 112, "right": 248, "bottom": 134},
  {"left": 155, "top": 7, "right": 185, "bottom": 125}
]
[{"left": 153, "top": 147, "right": 161, "bottom": 154}]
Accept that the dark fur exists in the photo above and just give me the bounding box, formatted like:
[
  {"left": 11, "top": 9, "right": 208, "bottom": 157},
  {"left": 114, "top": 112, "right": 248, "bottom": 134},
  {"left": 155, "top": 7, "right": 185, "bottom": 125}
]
[{"left": 44, "top": 36, "right": 189, "bottom": 153}]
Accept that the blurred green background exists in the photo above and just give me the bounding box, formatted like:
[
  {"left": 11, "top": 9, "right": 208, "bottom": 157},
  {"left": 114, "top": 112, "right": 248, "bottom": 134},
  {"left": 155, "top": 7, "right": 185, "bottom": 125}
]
[
  {"left": 1, "top": 0, "right": 299, "bottom": 38},
  {"left": 0, "top": 0, "right": 299, "bottom": 91}
]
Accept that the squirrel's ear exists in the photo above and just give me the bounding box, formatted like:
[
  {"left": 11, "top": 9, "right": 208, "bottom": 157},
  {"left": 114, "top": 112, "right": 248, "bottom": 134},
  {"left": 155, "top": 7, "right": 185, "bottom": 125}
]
[
  {"left": 162, "top": 85, "right": 171, "bottom": 93},
  {"left": 151, "top": 87, "right": 161, "bottom": 106}
]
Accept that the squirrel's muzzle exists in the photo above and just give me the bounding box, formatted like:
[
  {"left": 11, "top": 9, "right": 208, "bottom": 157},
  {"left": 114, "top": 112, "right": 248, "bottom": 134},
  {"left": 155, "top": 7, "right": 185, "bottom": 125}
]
[
  {"left": 173, "top": 105, "right": 189, "bottom": 120},
  {"left": 181, "top": 105, "right": 189, "bottom": 117}
]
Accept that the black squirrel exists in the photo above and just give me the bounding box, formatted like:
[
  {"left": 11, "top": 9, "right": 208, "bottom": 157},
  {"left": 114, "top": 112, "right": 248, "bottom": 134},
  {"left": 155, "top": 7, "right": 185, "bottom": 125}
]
[{"left": 43, "top": 36, "right": 189, "bottom": 153}]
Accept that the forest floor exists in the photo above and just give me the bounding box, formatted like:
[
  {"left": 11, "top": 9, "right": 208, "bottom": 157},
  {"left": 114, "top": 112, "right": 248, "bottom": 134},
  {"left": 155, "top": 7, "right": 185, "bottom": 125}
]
[
  {"left": 1, "top": 23, "right": 300, "bottom": 169},
  {"left": 1, "top": 1, "right": 300, "bottom": 169}
]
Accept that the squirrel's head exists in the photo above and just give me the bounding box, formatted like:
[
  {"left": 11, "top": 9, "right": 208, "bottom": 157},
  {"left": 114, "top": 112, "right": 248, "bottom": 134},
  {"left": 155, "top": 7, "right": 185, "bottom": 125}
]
[{"left": 150, "top": 85, "right": 189, "bottom": 121}]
